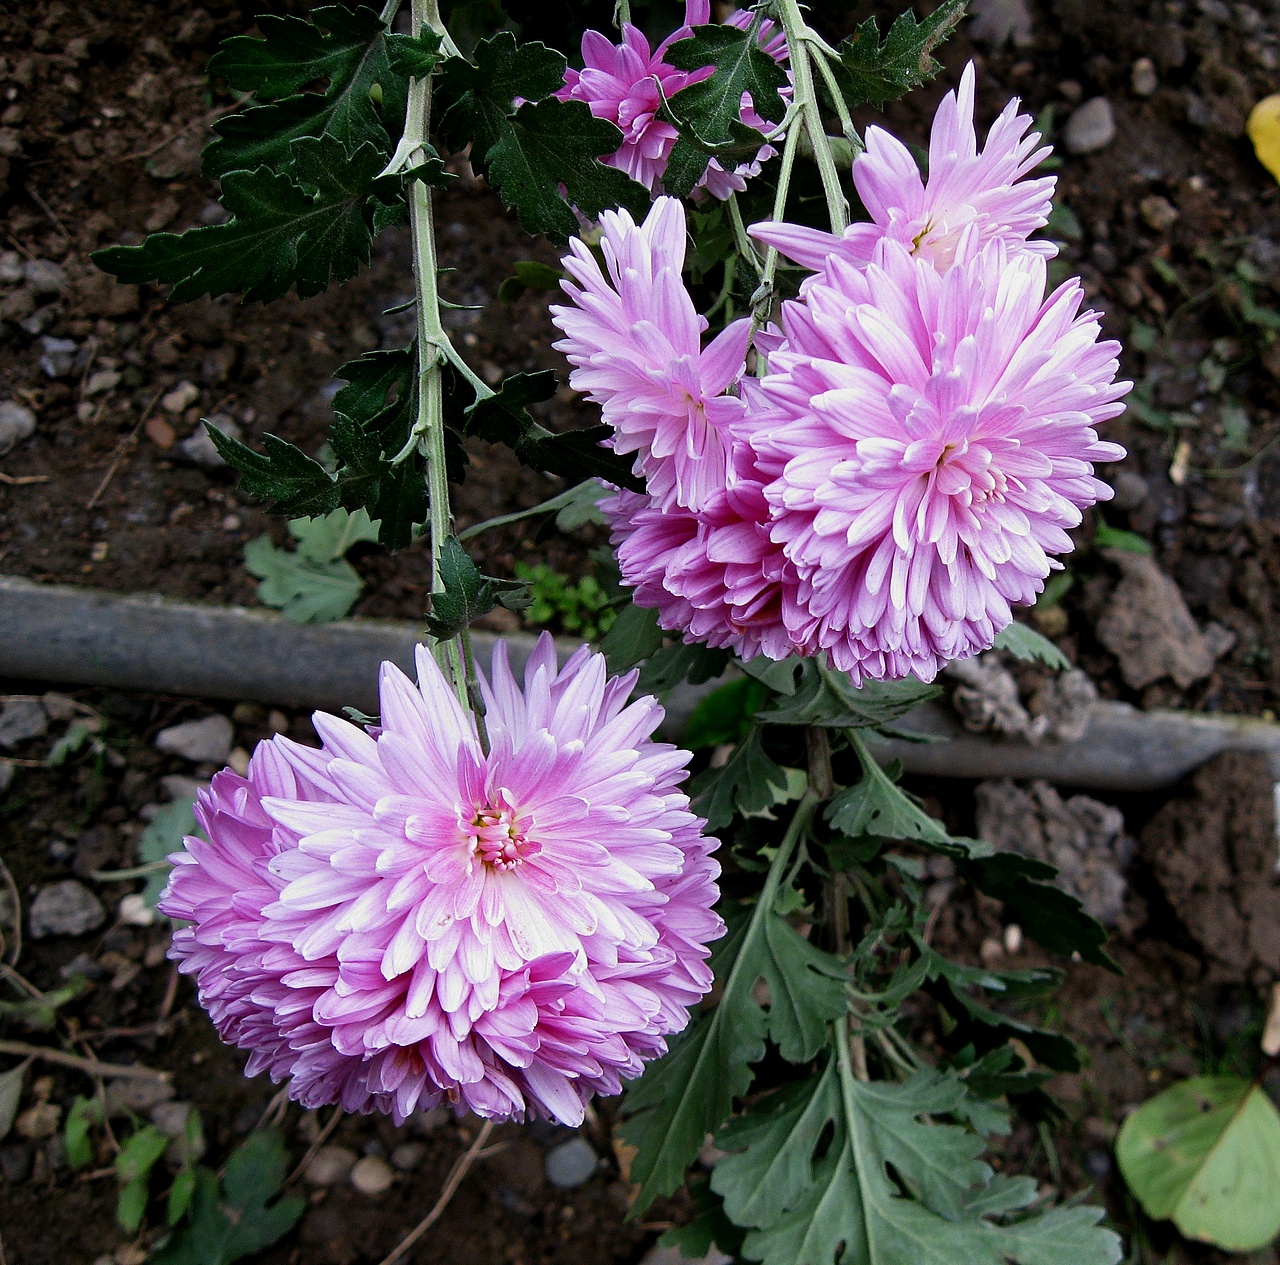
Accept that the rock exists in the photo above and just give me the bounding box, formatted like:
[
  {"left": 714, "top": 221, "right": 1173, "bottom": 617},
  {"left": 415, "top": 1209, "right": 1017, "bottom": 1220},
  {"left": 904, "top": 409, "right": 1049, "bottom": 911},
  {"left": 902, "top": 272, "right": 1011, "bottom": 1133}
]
[
  {"left": 0, "top": 698, "right": 48, "bottom": 748},
  {"left": 118, "top": 894, "right": 155, "bottom": 927},
  {"left": 390, "top": 1141, "right": 427, "bottom": 1172},
  {"left": 150, "top": 1101, "right": 192, "bottom": 1137},
  {"left": 160, "top": 774, "right": 209, "bottom": 803},
  {"left": 1064, "top": 97, "right": 1116, "bottom": 154},
  {"left": 947, "top": 655, "right": 1096, "bottom": 744},
  {"left": 155, "top": 714, "right": 234, "bottom": 764},
  {"left": 1139, "top": 195, "right": 1179, "bottom": 233},
  {"left": 1131, "top": 56, "right": 1158, "bottom": 96},
  {"left": 15, "top": 1102, "right": 60, "bottom": 1140},
  {"left": 968, "top": 0, "right": 1034, "bottom": 47},
  {"left": 76, "top": 272, "right": 140, "bottom": 318},
  {"left": 1095, "top": 551, "right": 1217, "bottom": 689},
  {"left": 544, "top": 1136, "right": 597, "bottom": 1189},
  {"left": 105, "top": 1078, "right": 173, "bottom": 1117},
  {"left": 29, "top": 881, "right": 106, "bottom": 939},
  {"left": 349, "top": 1154, "right": 395, "bottom": 1195},
  {"left": 1108, "top": 469, "right": 1149, "bottom": 512},
  {"left": 178, "top": 415, "right": 240, "bottom": 468},
  {"left": 38, "top": 336, "right": 78, "bottom": 379},
  {"left": 72, "top": 825, "right": 119, "bottom": 878},
  {"left": 975, "top": 780, "right": 1134, "bottom": 925},
  {"left": 0, "top": 251, "right": 23, "bottom": 283},
  {"left": 409, "top": 1105, "right": 449, "bottom": 1134},
  {"left": 161, "top": 380, "right": 200, "bottom": 414},
  {"left": 22, "top": 258, "right": 65, "bottom": 295},
  {"left": 145, "top": 415, "right": 176, "bottom": 450},
  {"left": 305, "top": 1145, "right": 358, "bottom": 1186},
  {"left": 0, "top": 399, "right": 36, "bottom": 450},
  {"left": 640, "top": 1247, "right": 733, "bottom": 1265},
  {"left": 84, "top": 369, "right": 121, "bottom": 398}
]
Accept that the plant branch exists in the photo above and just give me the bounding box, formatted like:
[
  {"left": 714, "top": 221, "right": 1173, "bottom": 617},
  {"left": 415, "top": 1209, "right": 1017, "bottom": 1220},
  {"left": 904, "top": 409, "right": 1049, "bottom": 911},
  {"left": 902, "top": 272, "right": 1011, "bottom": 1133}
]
[{"left": 0, "top": 1040, "right": 168, "bottom": 1081}]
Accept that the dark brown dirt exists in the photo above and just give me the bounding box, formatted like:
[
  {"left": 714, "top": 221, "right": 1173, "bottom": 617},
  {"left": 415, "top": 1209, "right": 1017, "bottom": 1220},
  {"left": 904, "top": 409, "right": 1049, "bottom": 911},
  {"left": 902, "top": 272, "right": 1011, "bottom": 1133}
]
[{"left": 2, "top": 1, "right": 1280, "bottom": 1264}]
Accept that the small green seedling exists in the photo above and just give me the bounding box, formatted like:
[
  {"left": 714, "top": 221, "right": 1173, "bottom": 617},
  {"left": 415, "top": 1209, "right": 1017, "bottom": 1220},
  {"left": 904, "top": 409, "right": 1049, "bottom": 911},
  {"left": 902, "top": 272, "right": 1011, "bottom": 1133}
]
[
  {"left": 515, "top": 562, "right": 616, "bottom": 641},
  {"left": 1117, "top": 1075, "right": 1280, "bottom": 1252},
  {"left": 245, "top": 506, "right": 380, "bottom": 623},
  {"left": 64, "top": 1094, "right": 104, "bottom": 1169},
  {"left": 116, "top": 1124, "right": 171, "bottom": 1233}
]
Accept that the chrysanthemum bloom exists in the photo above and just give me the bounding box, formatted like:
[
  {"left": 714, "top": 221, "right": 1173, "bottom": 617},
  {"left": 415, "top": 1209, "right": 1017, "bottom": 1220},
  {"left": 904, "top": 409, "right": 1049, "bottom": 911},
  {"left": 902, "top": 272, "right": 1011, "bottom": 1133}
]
[
  {"left": 160, "top": 637, "right": 722, "bottom": 1125},
  {"left": 747, "top": 235, "right": 1129, "bottom": 682},
  {"left": 751, "top": 62, "right": 1055, "bottom": 276},
  {"left": 558, "top": 3, "right": 787, "bottom": 200},
  {"left": 552, "top": 196, "right": 751, "bottom": 512}
]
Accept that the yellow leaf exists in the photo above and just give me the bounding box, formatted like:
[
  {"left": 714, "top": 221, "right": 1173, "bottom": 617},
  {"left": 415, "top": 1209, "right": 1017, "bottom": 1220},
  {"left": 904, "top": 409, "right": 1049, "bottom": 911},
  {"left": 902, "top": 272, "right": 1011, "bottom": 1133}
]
[{"left": 1247, "top": 93, "right": 1280, "bottom": 183}]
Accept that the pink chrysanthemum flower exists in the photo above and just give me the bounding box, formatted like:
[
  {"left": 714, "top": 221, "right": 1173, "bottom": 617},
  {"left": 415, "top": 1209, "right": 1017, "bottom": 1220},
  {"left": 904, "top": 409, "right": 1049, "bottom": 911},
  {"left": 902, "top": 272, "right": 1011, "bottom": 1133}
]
[
  {"left": 558, "top": 3, "right": 787, "bottom": 200},
  {"left": 751, "top": 62, "right": 1055, "bottom": 276},
  {"left": 552, "top": 197, "right": 751, "bottom": 512},
  {"left": 747, "top": 236, "right": 1129, "bottom": 682},
  {"left": 160, "top": 637, "right": 722, "bottom": 1126}
]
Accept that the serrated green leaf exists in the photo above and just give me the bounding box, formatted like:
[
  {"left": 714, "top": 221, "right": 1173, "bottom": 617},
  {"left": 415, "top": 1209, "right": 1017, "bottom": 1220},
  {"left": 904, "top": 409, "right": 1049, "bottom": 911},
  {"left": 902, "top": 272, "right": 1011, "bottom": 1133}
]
[
  {"left": 438, "top": 34, "right": 648, "bottom": 240},
  {"left": 424, "top": 536, "right": 502, "bottom": 639},
  {"left": 203, "top": 4, "right": 408, "bottom": 178},
  {"left": 385, "top": 29, "right": 444, "bottom": 80},
  {"left": 659, "top": 1179, "right": 747, "bottom": 1260},
  {"left": 734, "top": 1063, "right": 1121, "bottom": 1265},
  {"left": 826, "top": 741, "right": 951, "bottom": 847},
  {"left": 290, "top": 505, "right": 380, "bottom": 564},
  {"left": 466, "top": 371, "right": 644, "bottom": 490},
  {"left": 636, "top": 640, "right": 730, "bottom": 695},
  {"left": 1117, "top": 1076, "right": 1280, "bottom": 1252},
  {"left": 621, "top": 892, "right": 848, "bottom": 1213},
  {"left": 661, "top": 23, "right": 789, "bottom": 197},
  {"left": 94, "top": 136, "right": 394, "bottom": 303},
  {"left": 207, "top": 428, "right": 339, "bottom": 519},
  {"left": 763, "top": 663, "right": 939, "bottom": 728},
  {"left": 690, "top": 728, "right": 792, "bottom": 832},
  {"left": 245, "top": 531, "right": 366, "bottom": 624},
  {"left": 993, "top": 621, "right": 1071, "bottom": 670},
  {"left": 826, "top": 0, "right": 968, "bottom": 110}
]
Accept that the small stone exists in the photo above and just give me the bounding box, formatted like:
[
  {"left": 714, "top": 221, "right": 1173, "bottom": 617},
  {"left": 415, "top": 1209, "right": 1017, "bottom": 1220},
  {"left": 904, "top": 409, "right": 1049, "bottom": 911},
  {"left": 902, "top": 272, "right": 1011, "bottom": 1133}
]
[
  {"left": 156, "top": 715, "right": 234, "bottom": 764},
  {"left": 1140, "top": 195, "right": 1179, "bottom": 233},
  {"left": 305, "top": 1144, "right": 358, "bottom": 1186},
  {"left": 390, "top": 1141, "right": 427, "bottom": 1172},
  {"left": 0, "top": 251, "right": 23, "bottom": 283},
  {"left": 23, "top": 258, "right": 66, "bottom": 295},
  {"left": 409, "top": 1105, "right": 449, "bottom": 1134},
  {"left": 1131, "top": 56, "right": 1158, "bottom": 96},
  {"left": 1003, "top": 923, "right": 1023, "bottom": 954},
  {"left": 145, "top": 415, "right": 176, "bottom": 449},
  {"left": 39, "top": 337, "right": 78, "bottom": 379},
  {"left": 118, "top": 894, "right": 155, "bottom": 927},
  {"left": 15, "top": 1102, "right": 60, "bottom": 1140},
  {"left": 232, "top": 702, "right": 266, "bottom": 726},
  {"left": 1064, "top": 97, "right": 1116, "bottom": 154},
  {"left": 349, "top": 1154, "right": 395, "bottom": 1195},
  {"left": 114, "top": 1248, "right": 147, "bottom": 1265},
  {"left": 177, "top": 415, "right": 240, "bottom": 468},
  {"left": 0, "top": 698, "right": 48, "bottom": 748},
  {"left": 29, "top": 881, "right": 106, "bottom": 939},
  {"left": 160, "top": 774, "right": 208, "bottom": 803},
  {"left": 640, "top": 1247, "right": 733, "bottom": 1265},
  {"left": 162, "top": 380, "right": 200, "bottom": 414},
  {"left": 1109, "top": 469, "right": 1149, "bottom": 513},
  {"left": 544, "top": 1136, "right": 597, "bottom": 1189},
  {"left": 0, "top": 399, "right": 36, "bottom": 450},
  {"left": 227, "top": 747, "right": 251, "bottom": 776},
  {"left": 105, "top": 1078, "right": 174, "bottom": 1116},
  {"left": 84, "top": 369, "right": 121, "bottom": 397}
]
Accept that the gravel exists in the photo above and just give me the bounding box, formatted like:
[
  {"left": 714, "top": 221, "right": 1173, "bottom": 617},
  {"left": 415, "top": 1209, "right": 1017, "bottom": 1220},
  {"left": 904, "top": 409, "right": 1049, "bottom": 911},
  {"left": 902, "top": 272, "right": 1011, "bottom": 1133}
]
[
  {"left": 177, "top": 415, "right": 240, "bottom": 468},
  {"left": 22, "top": 259, "right": 66, "bottom": 295},
  {"left": 0, "top": 698, "right": 48, "bottom": 748},
  {"left": 304, "top": 1145, "right": 358, "bottom": 1186},
  {"left": 28, "top": 880, "right": 107, "bottom": 939},
  {"left": 543, "top": 1136, "right": 597, "bottom": 1189},
  {"left": 349, "top": 1154, "right": 395, "bottom": 1195},
  {"left": 38, "top": 337, "right": 78, "bottom": 379},
  {"left": 1064, "top": 97, "right": 1117, "bottom": 154},
  {"left": 0, "top": 399, "right": 36, "bottom": 450},
  {"left": 154, "top": 714, "right": 234, "bottom": 764}
]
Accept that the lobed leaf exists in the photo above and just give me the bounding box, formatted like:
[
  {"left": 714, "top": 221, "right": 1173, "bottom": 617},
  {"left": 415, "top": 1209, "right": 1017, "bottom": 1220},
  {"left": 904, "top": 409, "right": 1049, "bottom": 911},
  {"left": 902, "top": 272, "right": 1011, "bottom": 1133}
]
[
  {"left": 994, "top": 621, "right": 1071, "bottom": 669},
  {"left": 763, "top": 663, "right": 939, "bottom": 728},
  {"left": 690, "top": 728, "right": 793, "bottom": 833}
]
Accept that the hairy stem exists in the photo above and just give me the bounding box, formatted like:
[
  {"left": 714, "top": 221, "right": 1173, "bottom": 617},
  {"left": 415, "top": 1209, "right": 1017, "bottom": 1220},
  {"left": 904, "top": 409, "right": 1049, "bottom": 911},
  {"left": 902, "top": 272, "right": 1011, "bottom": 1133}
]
[{"left": 406, "top": 0, "right": 466, "bottom": 702}]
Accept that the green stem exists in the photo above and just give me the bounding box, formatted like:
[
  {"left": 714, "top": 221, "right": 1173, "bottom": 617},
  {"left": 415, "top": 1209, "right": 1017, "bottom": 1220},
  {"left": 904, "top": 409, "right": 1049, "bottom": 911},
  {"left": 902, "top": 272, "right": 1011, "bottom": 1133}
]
[
  {"left": 406, "top": 0, "right": 466, "bottom": 703},
  {"left": 750, "top": 113, "right": 802, "bottom": 338},
  {"left": 614, "top": 0, "right": 632, "bottom": 28},
  {"left": 726, "top": 193, "right": 764, "bottom": 280},
  {"left": 457, "top": 480, "right": 597, "bottom": 542},
  {"left": 807, "top": 40, "right": 862, "bottom": 155},
  {"left": 774, "top": 0, "right": 848, "bottom": 232}
]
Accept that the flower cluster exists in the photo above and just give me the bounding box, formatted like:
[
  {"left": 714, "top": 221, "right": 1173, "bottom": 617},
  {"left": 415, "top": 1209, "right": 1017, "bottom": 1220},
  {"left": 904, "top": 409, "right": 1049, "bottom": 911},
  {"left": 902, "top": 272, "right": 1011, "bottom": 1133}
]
[
  {"left": 556, "top": 65, "right": 1129, "bottom": 683},
  {"left": 558, "top": 1, "right": 788, "bottom": 201},
  {"left": 161, "top": 637, "right": 722, "bottom": 1124}
]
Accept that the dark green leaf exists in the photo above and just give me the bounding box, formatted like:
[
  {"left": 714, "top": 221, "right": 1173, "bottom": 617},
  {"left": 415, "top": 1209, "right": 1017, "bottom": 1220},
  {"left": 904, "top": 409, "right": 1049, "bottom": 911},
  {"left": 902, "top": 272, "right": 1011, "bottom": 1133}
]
[
  {"left": 601, "top": 602, "right": 664, "bottom": 675},
  {"left": 207, "top": 428, "right": 339, "bottom": 519},
  {"left": 621, "top": 895, "right": 848, "bottom": 1213},
  {"left": 690, "top": 728, "right": 792, "bottom": 832},
  {"left": 826, "top": 749, "right": 951, "bottom": 848},
  {"left": 685, "top": 677, "right": 769, "bottom": 749},
  {"left": 659, "top": 1179, "right": 747, "bottom": 1260},
  {"left": 826, "top": 0, "right": 968, "bottom": 110},
  {"left": 385, "top": 29, "right": 444, "bottom": 80},
  {"left": 424, "top": 536, "right": 501, "bottom": 639},
  {"left": 993, "top": 621, "right": 1071, "bottom": 670},
  {"left": 661, "top": 23, "right": 789, "bottom": 198},
  {"left": 204, "top": 4, "right": 408, "bottom": 178},
  {"left": 94, "top": 136, "right": 394, "bottom": 303},
  {"left": 636, "top": 641, "right": 730, "bottom": 694},
  {"left": 498, "top": 258, "right": 564, "bottom": 304},
  {"left": 466, "top": 372, "right": 644, "bottom": 490},
  {"left": 763, "top": 663, "right": 939, "bottom": 728},
  {"left": 64, "top": 1095, "right": 101, "bottom": 1170}
]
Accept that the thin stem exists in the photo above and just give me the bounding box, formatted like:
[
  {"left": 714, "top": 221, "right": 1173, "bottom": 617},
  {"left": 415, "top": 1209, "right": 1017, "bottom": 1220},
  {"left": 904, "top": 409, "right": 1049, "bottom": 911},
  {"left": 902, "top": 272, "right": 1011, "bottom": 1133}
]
[
  {"left": 613, "top": 0, "right": 632, "bottom": 29},
  {"left": 807, "top": 39, "right": 862, "bottom": 155},
  {"left": 406, "top": 0, "right": 467, "bottom": 701},
  {"left": 0, "top": 1039, "right": 168, "bottom": 1082},
  {"left": 457, "top": 480, "right": 596, "bottom": 542},
  {"left": 726, "top": 193, "right": 764, "bottom": 280},
  {"left": 774, "top": 0, "right": 848, "bottom": 232},
  {"left": 750, "top": 114, "right": 803, "bottom": 338},
  {"left": 459, "top": 628, "right": 491, "bottom": 756},
  {"left": 379, "top": 0, "right": 402, "bottom": 22}
]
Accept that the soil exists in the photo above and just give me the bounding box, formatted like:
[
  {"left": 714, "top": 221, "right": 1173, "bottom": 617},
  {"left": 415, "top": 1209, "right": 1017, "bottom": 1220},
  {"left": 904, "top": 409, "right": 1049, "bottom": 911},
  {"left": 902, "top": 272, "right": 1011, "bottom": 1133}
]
[{"left": 1, "top": 1, "right": 1279, "bottom": 1264}]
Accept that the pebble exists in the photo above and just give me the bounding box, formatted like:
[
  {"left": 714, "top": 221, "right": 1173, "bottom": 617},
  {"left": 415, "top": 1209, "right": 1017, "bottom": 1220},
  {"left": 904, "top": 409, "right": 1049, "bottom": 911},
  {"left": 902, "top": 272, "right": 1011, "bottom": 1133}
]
[
  {"left": 162, "top": 380, "right": 200, "bottom": 414},
  {"left": 23, "top": 258, "right": 66, "bottom": 295},
  {"left": 145, "top": 415, "right": 176, "bottom": 450},
  {"left": 0, "top": 251, "right": 23, "bottom": 283},
  {"left": 105, "top": 1078, "right": 173, "bottom": 1116},
  {"left": 155, "top": 714, "right": 234, "bottom": 764},
  {"left": 160, "top": 773, "right": 209, "bottom": 803},
  {"left": 390, "top": 1141, "right": 427, "bottom": 1172},
  {"left": 0, "top": 399, "right": 36, "bottom": 450},
  {"left": 178, "top": 415, "right": 240, "bottom": 468},
  {"left": 118, "top": 893, "right": 155, "bottom": 927},
  {"left": 304, "top": 1144, "right": 358, "bottom": 1186},
  {"left": 1139, "top": 195, "right": 1179, "bottom": 233},
  {"left": 1109, "top": 469, "right": 1150, "bottom": 513},
  {"left": 15, "top": 1102, "right": 60, "bottom": 1140},
  {"left": 544, "top": 1136, "right": 598, "bottom": 1189},
  {"left": 38, "top": 336, "right": 78, "bottom": 379},
  {"left": 28, "top": 881, "right": 106, "bottom": 939},
  {"left": 1131, "top": 56, "right": 1158, "bottom": 96},
  {"left": 0, "top": 698, "right": 48, "bottom": 748},
  {"left": 84, "top": 369, "right": 121, "bottom": 398},
  {"left": 349, "top": 1154, "right": 395, "bottom": 1195},
  {"left": 640, "top": 1247, "right": 733, "bottom": 1265},
  {"left": 1064, "top": 97, "right": 1116, "bottom": 154},
  {"left": 151, "top": 1101, "right": 192, "bottom": 1137}
]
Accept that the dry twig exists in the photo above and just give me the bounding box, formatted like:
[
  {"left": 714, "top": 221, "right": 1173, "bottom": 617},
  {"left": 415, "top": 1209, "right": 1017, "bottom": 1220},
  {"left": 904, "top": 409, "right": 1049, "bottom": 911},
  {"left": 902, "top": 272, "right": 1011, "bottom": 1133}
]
[
  {"left": 86, "top": 387, "right": 163, "bottom": 510},
  {"left": 285, "top": 1106, "right": 344, "bottom": 1189},
  {"left": 0, "top": 1039, "right": 169, "bottom": 1081}
]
